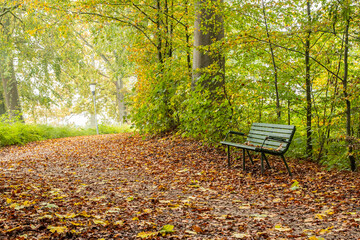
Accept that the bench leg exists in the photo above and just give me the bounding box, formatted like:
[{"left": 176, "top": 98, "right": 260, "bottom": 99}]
[
  {"left": 262, "top": 153, "right": 271, "bottom": 169},
  {"left": 246, "top": 150, "right": 254, "bottom": 164},
  {"left": 227, "top": 145, "right": 231, "bottom": 168},
  {"left": 260, "top": 152, "right": 264, "bottom": 174},
  {"left": 242, "top": 149, "right": 246, "bottom": 170},
  {"left": 281, "top": 155, "right": 292, "bottom": 176}
]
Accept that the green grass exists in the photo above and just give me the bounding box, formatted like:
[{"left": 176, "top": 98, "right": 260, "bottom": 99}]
[{"left": 0, "top": 119, "right": 133, "bottom": 147}]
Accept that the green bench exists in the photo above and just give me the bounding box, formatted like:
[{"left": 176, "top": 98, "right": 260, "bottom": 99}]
[{"left": 220, "top": 123, "right": 296, "bottom": 176}]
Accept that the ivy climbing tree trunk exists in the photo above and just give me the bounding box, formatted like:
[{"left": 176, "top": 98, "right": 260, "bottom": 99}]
[{"left": 192, "top": 0, "right": 225, "bottom": 95}]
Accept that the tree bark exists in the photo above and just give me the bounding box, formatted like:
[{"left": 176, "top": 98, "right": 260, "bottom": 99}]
[
  {"left": 115, "top": 78, "right": 126, "bottom": 125},
  {"left": 0, "top": 90, "right": 6, "bottom": 116},
  {"left": 342, "top": 13, "right": 355, "bottom": 171},
  {"left": 261, "top": 0, "right": 280, "bottom": 121},
  {"left": 192, "top": 0, "right": 225, "bottom": 94},
  {"left": 0, "top": 15, "right": 23, "bottom": 121},
  {"left": 184, "top": 0, "right": 192, "bottom": 75},
  {"left": 1, "top": 57, "right": 23, "bottom": 121},
  {"left": 305, "top": 0, "right": 313, "bottom": 160}
]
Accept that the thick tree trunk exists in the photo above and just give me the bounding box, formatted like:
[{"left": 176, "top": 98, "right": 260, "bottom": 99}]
[
  {"left": 305, "top": 0, "right": 313, "bottom": 160},
  {"left": 192, "top": 0, "right": 225, "bottom": 94},
  {"left": 1, "top": 15, "right": 23, "bottom": 121},
  {"left": 115, "top": 78, "right": 126, "bottom": 125},
  {"left": 1, "top": 57, "right": 23, "bottom": 121}
]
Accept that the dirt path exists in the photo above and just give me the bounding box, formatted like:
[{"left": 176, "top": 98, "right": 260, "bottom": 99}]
[{"left": 0, "top": 133, "right": 359, "bottom": 239}]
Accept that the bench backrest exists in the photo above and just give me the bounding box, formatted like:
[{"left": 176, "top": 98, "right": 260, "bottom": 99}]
[{"left": 246, "top": 123, "right": 296, "bottom": 153}]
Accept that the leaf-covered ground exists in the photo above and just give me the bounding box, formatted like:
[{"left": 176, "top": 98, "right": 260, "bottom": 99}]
[{"left": 0, "top": 133, "right": 359, "bottom": 239}]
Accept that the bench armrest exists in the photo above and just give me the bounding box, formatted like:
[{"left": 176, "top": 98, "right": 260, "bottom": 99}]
[
  {"left": 223, "top": 130, "right": 246, "bottom": 141},
  {"left": 229, "top": 131, "right": 245, "bottom": 136}
]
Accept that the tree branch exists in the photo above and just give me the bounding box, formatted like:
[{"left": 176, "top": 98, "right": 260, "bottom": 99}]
[{"left": 246, "top": 34, "right": 344, "bottom": 82}]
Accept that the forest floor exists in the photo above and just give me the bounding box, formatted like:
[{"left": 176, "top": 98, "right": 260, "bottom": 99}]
[{"left": 0, "top": 133, "right": 359, "bottom": 240}]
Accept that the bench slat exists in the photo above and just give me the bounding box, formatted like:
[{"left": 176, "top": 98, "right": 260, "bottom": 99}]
[
  {"left": 253, "top": 122, "right": 295, "bottom": 130},
  {"left": 246, "top": 137, "right": 286, "bottom": 147},
  {"left": 248, "top": 130, "right": 292, "bottom": 139},
  {"left": 220, "top": 141, "right": 256, "bottom": 150},
  {"left": 251, "top": 126, "right": 294, "bottom": 134}
]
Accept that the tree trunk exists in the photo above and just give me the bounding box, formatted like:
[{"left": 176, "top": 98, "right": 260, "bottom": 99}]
[
  {"left": 342, "top": 14, "right": 355, "bottom": 171},
  {"left": 305, "top": 0, "right": 313, "bottom": 160},
  {"left": 261, "top": 0, "right": 280, "bottom": 121},
  {"left": 287, "top": 100, "right": 291, "bottom": 125},
  {"left": 0, "top": 90, "right": 6, "bottom": 116},
  {"left": 115, "top": 78, "right": 126, "bottom": 125},
  {"left": 192, "top": 0, "right": 225, "bottom": 94},
  {"left": 184, "top": 0, "right": 192, "bottom": 75},
  {"left": 0, "top": 15, "right": 23, "bottom": 121},
  {"left": 1, "top": 57, "right": 23, "bottom": 121}
]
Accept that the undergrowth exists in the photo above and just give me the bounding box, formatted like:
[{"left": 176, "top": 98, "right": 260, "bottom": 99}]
[{"left": 0, "top": 118, "right": 132, "bottom": 147}]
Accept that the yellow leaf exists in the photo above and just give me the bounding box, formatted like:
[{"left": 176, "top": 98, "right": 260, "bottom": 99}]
[
  {"left": 93, "top": 219, "right": 108, "bottom": 226},
  {"left": 324, "top": 209, "right": 334, "bottom": 215},
  {"left": 274, "top": 225, "right": 292, "bottom": 231},
  {"left": 159, "top": 224, "right": 175, "bottom": 234},
  {"left": 315, "top": 214, "right": 325, "bottom": 220},
  {"left": 319, "top": 226, "right": 333, "bottom": 235},
  {"left": 47, "top": 226, "right": 68, "bottom": 233},
  {"left": 137, "top": 231, "right": 158, "bottom": 239},
  {"left": 6, "top": 226, "right": 21, "bottom": 232},
  {"left": 6, "top": 198, "right": 12, "bottom": 204},
  {"left": 70, "top": 221, "right": 84, "bottom": 226},
  {"left": 56, "top": 213, "right": 77, "bottom": 219},
  {"left": 79, "top": 211, "right": 91, "bottom": 218},
  {"left": 309, "top": 236, "right": 325, "bottom": 240}
]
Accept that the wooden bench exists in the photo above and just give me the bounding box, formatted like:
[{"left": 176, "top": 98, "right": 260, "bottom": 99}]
[{"left": 220, "top": 123, "right": 296, "bottom": 176}]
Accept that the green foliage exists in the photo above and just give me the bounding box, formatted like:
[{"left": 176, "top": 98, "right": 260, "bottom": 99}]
[
  {"left": 0, "top": 116, "right": 131, "bottom": 147},
  {"left": 130, "top": 59, "right": 188, "bottom": 134},
  {"left": 178, "top": 87, "right": 232, "bottom": 143},
  {"left": 98, "top": 124, "right": 132, "bottom": 134}
]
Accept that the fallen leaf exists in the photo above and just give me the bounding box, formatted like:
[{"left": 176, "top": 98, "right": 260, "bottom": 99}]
[
  {"left": 137, "top": 231, "right": 158, "bottom": 239},
  {"left": 192, "top": 225, "right": 203, "bottom": 233},
  {"left": 232, "top": 233, "right": 251, "bottom": 238},
  {"left": 47, "top": 226, "right": 68, "bottom": 233},
  {"left": 274, "top": 225, "right": 292, "bottom": 232}
]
